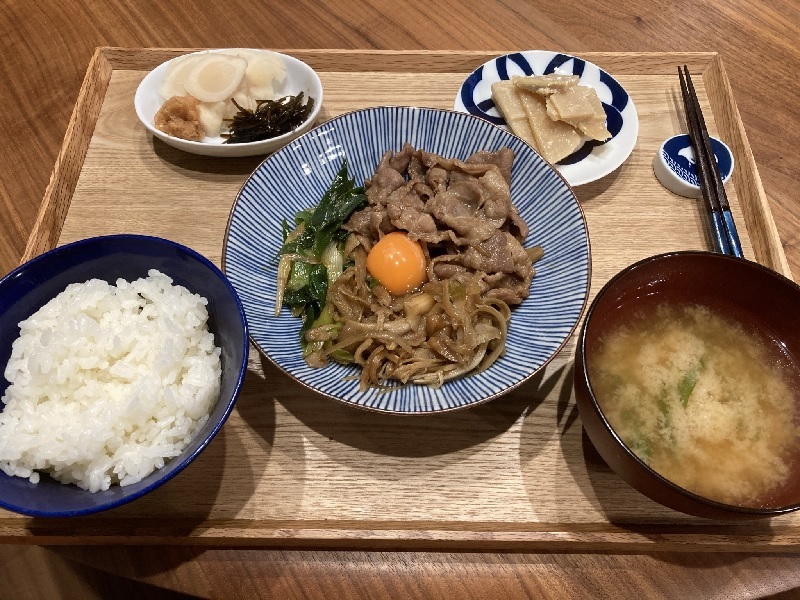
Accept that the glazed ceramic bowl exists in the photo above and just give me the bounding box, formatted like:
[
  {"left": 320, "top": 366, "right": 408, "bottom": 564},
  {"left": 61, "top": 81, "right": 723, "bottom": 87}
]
[
  {"left": 223, "top": 106, "right": 591, "bottom": 414},
  {"left": 574, "top": 251, "right": 800, "bottom": 519},
  {"left": 134, "top": 48, "right": 323, "bottom": 157},
  {"left": 0, "top": 235, "right": 249, "bottom": 516}
]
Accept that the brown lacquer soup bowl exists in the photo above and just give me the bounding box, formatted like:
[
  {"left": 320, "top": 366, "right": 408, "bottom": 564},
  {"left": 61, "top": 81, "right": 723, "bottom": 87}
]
[{"left": 574, "top": 251, "right": 800, "bottom": 519}]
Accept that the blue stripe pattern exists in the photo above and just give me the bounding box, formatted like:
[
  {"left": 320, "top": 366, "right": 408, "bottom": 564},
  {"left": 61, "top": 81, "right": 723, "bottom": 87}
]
[
  {"left": 223, "top": 107, "right": 590, "bottom": 414},
  {"left": 456, "top": 51, "right": 630, "bottom": 142},
  {"left": 453, "top": 51, "right": 639, "bottom": 186}
]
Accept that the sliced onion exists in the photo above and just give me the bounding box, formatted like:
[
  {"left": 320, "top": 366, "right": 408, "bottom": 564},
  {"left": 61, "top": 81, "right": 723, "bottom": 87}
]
[{"left": 274, "top": 254, "right": 293, "bottom": 317}]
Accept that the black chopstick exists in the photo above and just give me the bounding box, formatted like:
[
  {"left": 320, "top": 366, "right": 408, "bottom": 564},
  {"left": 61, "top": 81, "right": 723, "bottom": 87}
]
[{"left": 678, "top": 65, "right": 743, "bottom": 258}]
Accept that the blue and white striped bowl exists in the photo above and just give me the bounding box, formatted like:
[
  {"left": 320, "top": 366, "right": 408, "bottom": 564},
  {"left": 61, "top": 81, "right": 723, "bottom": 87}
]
[
  {"left": 222, "top": 106, "right": 590, "bottom": 414},
  {"left": 454, "top": 51, "right": 639, "bottom": 187}
]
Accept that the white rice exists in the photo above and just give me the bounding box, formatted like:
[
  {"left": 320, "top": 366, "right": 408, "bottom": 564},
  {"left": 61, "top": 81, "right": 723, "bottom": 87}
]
[{"left": 0, "top": 269, "right": 222, "bottom": 493}]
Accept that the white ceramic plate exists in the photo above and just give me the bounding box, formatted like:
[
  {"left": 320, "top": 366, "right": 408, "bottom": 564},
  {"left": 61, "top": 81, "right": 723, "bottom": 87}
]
[
  {"left": 134, "top": 49, "right": 323, "bottom": 157},
  {"left": 222, "top": 106, "right": 591, "bottom": 414},
  {"left": 454, "top": 51, "right": 638, "bottom": 186}
]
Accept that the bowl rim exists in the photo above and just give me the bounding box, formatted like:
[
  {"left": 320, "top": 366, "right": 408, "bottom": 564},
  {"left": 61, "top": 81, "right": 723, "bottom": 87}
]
[
  {"left": 221, "top": 104, "right": 592, "bottom": 415},
  {"left": 0, "top": 233, "right": 250, "bottom": 517},
  {"left": 133, "top": 48, "right": 324, "bottom": 151},
  {"left": 578, "top": 249, "right": 800, "bottom": 516}
]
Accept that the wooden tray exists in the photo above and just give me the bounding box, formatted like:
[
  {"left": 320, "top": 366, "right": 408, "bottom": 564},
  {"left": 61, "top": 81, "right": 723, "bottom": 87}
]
[{"left": 2, "top": 48, "right": 796, "bottom": 551}]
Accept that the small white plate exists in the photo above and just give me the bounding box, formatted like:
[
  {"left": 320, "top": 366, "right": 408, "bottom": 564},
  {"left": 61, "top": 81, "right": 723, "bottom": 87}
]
[
  {"left": 134, "top": 49, "right": 323, "bottom": 157},
  {"left": 454, "top": 51, "right": 638, "bottom": 186}
]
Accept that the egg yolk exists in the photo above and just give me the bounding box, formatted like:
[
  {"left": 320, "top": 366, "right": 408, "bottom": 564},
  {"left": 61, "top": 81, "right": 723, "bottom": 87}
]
[{"left": 366, "top": 232, "right": 427, "bottom": 295}]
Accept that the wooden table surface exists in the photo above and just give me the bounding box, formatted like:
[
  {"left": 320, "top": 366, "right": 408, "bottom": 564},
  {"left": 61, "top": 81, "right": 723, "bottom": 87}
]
[{"left": 1, "top": 1, "right": 800, "bottom": 598}]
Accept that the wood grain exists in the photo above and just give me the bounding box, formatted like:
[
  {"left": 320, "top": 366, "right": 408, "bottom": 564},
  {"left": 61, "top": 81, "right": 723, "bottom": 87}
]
[
  {"left": 6, "top": 546, "right": 800, "bottom": 600},
  {"left": 2, "top": 0, "right": 800, "bottom": 597},
  {"left": 0, "top": 49, "right": 792, "bottom": 553},
  {"left": 2, "top": 0, "right": 799, "bottom": 279}
]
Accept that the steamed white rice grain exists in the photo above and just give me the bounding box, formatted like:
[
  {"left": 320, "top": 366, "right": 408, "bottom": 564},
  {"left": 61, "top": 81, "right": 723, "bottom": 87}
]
[{"left": 0, "top": 269, "right": 222, "bottom": 492}]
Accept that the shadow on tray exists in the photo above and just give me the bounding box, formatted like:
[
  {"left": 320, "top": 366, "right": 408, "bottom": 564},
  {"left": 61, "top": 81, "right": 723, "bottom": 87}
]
[
  {"left": 30, "top": 367, "right": 277, "bottom": 527},
  {"left": 153, "top": 138, "right": 266, "bottom": 177},
  {"left": 514, "top": 359, "right": 776, "bottom": 545},
  {"left": 247, "top": 354, "right": 565, "bottom": 460}
]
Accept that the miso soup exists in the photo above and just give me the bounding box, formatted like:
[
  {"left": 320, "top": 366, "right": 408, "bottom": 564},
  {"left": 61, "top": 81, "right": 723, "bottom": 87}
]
[{"left": 588, "top": 302, "right": 800, "bottom": 507}]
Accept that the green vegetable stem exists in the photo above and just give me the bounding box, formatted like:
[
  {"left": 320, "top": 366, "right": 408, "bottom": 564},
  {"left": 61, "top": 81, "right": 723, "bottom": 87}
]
[
  {"left": 678, "top": 356, "right": 706, "bottom": 408},
  {"left": 274, "top": 160, "right": 367, "bottom": 351}
]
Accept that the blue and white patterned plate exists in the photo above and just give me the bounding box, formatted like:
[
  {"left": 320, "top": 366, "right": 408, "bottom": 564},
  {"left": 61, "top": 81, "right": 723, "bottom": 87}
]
[
  {"left": 222, "top": 106, "right": 590, "bottom": 414},
  {"left": 454, "top": 51, "right": 639, "bottom": 186}
]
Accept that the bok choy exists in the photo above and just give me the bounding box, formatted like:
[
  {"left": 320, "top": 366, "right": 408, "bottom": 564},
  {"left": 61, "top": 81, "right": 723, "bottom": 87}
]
[{"left": 275, "top": 160, "right": 367, "bottom": 354}]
